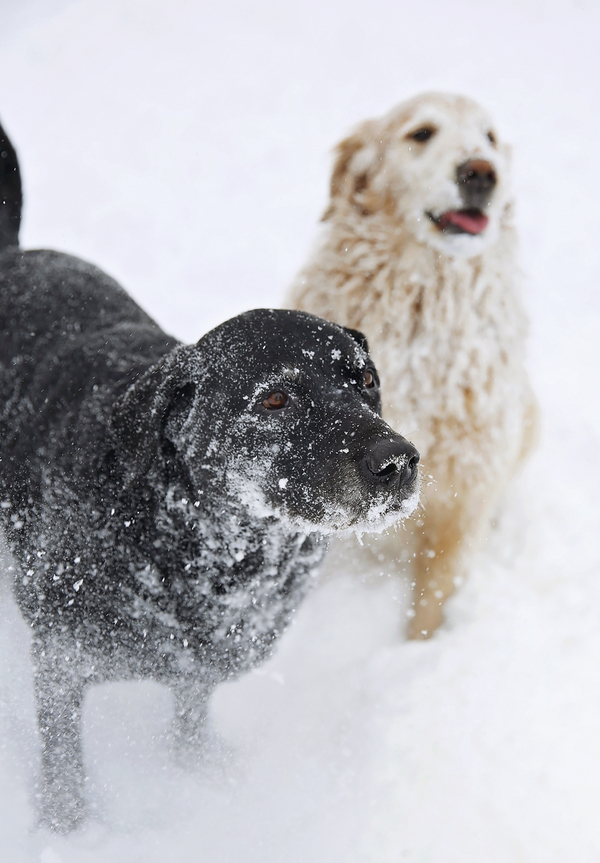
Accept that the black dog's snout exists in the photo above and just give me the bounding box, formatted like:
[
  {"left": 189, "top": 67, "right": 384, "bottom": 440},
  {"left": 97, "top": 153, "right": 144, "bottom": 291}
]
[
  {"left": 457, "top": 159, "right": 497, "bottom": 208},
  {"left": 362, "top": 437, "right": 419, "bottom": 488}
]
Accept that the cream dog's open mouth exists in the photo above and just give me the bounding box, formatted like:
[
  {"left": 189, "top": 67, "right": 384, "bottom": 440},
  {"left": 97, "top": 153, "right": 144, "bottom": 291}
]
[{"left": 427, "top": 209, "right": 489, "bottom": 235}]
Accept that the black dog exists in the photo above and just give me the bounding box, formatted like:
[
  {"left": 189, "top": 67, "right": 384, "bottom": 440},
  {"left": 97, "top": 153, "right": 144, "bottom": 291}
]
[{"left": 0, "top": 123, "right": 419, "bottom": 832}]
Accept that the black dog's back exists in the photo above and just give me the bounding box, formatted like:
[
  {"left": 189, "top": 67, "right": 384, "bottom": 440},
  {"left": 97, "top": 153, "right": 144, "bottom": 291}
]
[
  {"left": 0, "top": 249, "right": 177, "bottom": 500},
  {"left": 0, "top": 248, "right": 165, "bottom": 362}
]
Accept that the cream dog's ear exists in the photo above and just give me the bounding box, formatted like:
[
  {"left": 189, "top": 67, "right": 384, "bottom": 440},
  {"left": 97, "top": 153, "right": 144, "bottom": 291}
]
[{"left": 323, "top": 122, "right": 379, "bottom": 219}]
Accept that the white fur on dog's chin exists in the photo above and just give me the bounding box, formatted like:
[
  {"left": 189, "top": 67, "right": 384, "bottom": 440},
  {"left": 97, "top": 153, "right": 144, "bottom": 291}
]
[
  {"left": 225, "top": 462, "right": 420, "bottom": 538},
  {"left": 345, "top": 480, "right": 420, "bottom": 541},
  {"left": 419, "top": 217, "right": 502, "bottom": 258}
]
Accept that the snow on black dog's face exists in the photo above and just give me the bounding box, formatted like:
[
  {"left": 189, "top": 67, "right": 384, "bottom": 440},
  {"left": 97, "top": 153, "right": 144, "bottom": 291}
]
[
  {"left": 123, "top": 309, "right": 419, "bottom": 534},
  {"left": 329, "top": 91, "right": 510, "bottom": 258}
]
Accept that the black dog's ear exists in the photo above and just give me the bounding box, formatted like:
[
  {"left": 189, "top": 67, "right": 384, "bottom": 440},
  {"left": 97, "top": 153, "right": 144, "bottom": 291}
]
[
  {"left": 162, "top": 382, "right": 196, "bottom": 444},
  {"left": 111, "top": 348, "right": 197, "bottom": 479},
  {"left": 343, "top": 326, "right": 370, "bottom": 355},
  {"left": 111, "top": 363, "right": 165, "bottom": 462}
]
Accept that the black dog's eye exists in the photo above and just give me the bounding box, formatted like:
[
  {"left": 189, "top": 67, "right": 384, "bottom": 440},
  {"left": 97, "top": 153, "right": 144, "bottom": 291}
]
[
  {"left": 364, "top": 369, "right": 376, "bottom": 388},
  {"left": 408, "top": 127, "right": 435, "bottom": 143},
  {"left": 263, "top": 391, "right": 288, "bottom": 410},
  {"left": 487, "top": 130, "right": 497, "bottom": 146}
]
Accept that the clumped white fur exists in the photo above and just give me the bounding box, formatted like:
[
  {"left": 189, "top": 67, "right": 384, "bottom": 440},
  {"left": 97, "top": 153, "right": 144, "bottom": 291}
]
[{"left": 286, "top": 92, "right": 538, "bottom": 638}]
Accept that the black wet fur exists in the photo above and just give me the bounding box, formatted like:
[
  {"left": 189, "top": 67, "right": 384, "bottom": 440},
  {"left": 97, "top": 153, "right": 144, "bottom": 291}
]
[
  {"left": 0, "top": 120, "right": 22, "bottom": 252},
  {"left": 0, "top": 242, "right": 418, "bottom": 831}
]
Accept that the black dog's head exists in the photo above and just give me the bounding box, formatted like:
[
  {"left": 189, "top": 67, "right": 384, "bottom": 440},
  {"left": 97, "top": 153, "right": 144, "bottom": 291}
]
[{"left": 113, "top": 309, "right": 419, "bottom": 534}]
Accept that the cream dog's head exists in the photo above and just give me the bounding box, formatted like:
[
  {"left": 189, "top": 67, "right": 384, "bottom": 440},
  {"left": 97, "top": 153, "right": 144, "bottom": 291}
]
[{"left": 325, "top": 92, "right": 511, "bottom": 257}]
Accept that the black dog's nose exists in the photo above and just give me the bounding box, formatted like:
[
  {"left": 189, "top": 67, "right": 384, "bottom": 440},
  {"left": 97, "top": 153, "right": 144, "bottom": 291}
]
[
  {"left": 362, "top": 437, "right": 419, "bottom": 488},
  {"left": 457, "top": 159, "right": 497, "bottom": 207}
]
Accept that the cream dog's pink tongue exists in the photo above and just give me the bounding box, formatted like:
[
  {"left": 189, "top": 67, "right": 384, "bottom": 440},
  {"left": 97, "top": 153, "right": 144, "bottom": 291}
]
[{"left": 440, "top": 210, "right": 489, "bottom": 234}]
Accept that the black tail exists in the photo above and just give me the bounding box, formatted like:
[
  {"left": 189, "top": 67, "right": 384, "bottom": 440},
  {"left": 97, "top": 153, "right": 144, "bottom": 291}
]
[{"left": 0, "top": 120, "right": 22, "bottom": 252}]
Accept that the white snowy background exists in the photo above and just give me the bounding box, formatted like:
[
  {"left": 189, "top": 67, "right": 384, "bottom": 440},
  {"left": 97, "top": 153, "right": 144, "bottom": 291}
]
[{"left": 0, "top": 0, "right": 599, "bottom": 860}]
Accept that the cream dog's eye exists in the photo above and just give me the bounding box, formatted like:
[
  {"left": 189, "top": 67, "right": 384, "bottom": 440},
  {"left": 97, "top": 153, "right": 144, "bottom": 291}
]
[
  {"left": 408, "top": 127, "right": 435, "bottom": 143},
  {"left": 487, "top": 130, "right": 497, "bottom": 146}
]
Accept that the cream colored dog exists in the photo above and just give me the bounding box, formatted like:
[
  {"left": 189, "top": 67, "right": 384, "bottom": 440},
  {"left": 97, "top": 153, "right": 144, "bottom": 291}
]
[{"left": 286, "top": 92, "right": 537, "bottom": 639}]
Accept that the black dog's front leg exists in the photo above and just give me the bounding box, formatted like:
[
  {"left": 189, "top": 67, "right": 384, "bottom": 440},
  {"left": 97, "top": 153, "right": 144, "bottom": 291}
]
[
  {"left": 170, "top": 675, "right": 213, "bottom": 750},
  {"left": 168, "top": 674, "right": 230, "bottom": 770},
  {"left": 33, "top": 637, "right": 87, "bottom": 832}
]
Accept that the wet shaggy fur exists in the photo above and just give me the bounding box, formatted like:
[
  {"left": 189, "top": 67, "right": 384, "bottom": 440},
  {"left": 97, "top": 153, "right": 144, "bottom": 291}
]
[
  {"left": 287, "top": 92, "right": 538, "bottom": 639},
  {"left": 0, "top": 242, "right": 419, "bottom": 832}
]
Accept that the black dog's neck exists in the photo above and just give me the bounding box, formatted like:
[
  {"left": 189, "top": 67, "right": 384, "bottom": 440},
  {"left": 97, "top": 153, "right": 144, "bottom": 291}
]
[
  {"left": 105, "top": 472, "right": 326, "bottom": 679},
  {"left": 123, "top": 467, "right": 311, "bottom": 581},
  {"left": 0, "top": 122, "right": 22, "bottom": 252}
]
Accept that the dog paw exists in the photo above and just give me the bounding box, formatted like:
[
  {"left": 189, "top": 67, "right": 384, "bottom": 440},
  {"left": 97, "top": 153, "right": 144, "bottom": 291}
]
[
  {"left": 37, "top": 786, "right": 87, "bottom": 834},
  {"left": 168, "top": 722, "right": 237, "bottom": 777}
]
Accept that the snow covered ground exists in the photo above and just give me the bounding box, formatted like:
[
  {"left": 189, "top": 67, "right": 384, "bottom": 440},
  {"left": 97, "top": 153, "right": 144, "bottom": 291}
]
[{"left": 1, "top": 0, "right": 599, "bottom": 859}]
